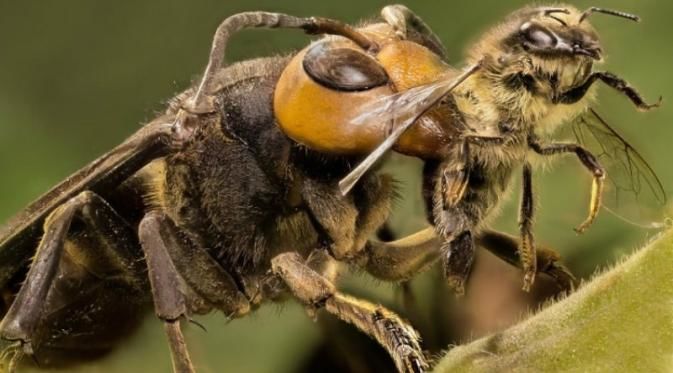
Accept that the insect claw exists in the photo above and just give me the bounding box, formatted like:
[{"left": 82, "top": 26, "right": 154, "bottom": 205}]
[
  {"left": 28, "top": 351, "right": 39, "bottom": 369},
  {"left": 446, "top": 276, "right": 466, "bottom": 297},
  {"left": 521, "top": 271, "right": 536, "bottom": 292},
  {"left": 223, "top": 311, "right": 237, "bottom": 324},
  {"left": 0, "top": 340, "right": 28, "bottom": 373},
  {"left": 546, "top": 263, "right": 578, "bottom": 292},
  {"left": 574, "top": 221, "right": 591, "bottom": 234},
  {"left": 304, "top": 306, "right": 320, "bottom": 321},
  {"left": 187, "top": 318, "right": 208, "bottom": 333},
  {"left": 8, "top": 352, "right": 22, "bottom": 373},
  {"left": 410, "top": 357, "right": 428, "bottom": 373},
  {"left": 638, "top": 95, "right": 663, "bottom": 112}
]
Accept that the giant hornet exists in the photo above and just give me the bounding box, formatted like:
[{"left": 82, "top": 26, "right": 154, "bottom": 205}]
[{"left": 0, "top": 4, "right": 664, "bottom": 373}]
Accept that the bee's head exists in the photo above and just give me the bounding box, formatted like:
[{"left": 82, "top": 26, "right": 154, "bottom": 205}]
[{"left": 470, "top": 5, "right": 639, "bottom": 66}]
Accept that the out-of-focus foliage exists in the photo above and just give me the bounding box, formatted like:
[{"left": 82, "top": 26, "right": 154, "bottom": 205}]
[
  {"left": 435, "top": 228, "right": 673, "bottom": 372},
  {"left": 0, "top": 1, "right": 671, "bottom": 372}
]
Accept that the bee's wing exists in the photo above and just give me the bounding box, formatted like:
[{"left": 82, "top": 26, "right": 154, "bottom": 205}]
[
  {"left": 572, "top": 108, "right": 667, "bottom": 228},
  {"left": 339, "top": 62, "right": 482, "bottom": 195},
  {"left": 0, "top": 118, "right": 172, "bottom": 286}
]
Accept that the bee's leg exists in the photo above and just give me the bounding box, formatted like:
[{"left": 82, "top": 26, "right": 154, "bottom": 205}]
[
  {"left": 554, "top": 71, "right": 661, "bottom": 110},
  {"left": 432, "top": 158, "right": 479, "bottom": 296},
  {"left": 363, "top": 225, "right": 576, "bottom": 293},
  {"left": 529, "top": 139, "right": 606, "bottom": 233},
  {"left": 442, "top": 231, "right": 476, "bottom": 296},
  {"left": 138, "top": 211, "right": 250, "bottom": 373},
  {"left": 440, "top": 145, "right": 471, "bottom": 207},
  {"left": 380, "top": 4, "right": 447, "bottom": 59},
  {"left": 0, "top": 191, "right": 142, "bottom": 366},
  {"left": 476, "top": 230, "right": 577, "bottom": 291},
  {"left": 518, "top": 163, "right": 537, "bottom": 291},
  {"left": 187, "top": 12, "right": 377, "bottom": 113},
  {"left": 271, "top": 252, "right": 427, "bottom": 373}
]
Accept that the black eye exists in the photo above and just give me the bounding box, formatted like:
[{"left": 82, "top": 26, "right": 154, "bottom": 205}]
[{"left": 520, "top": 22, "right": 557, "bottom": 48}]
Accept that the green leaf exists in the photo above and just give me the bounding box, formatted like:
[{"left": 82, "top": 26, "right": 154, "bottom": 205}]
[{"left": 434, "top": 228, "right": 673, "bottom": 373}]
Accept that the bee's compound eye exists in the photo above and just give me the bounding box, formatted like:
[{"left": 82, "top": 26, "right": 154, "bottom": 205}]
[{"left": 520, "top": 23, "right": 557, "bottom": 49}]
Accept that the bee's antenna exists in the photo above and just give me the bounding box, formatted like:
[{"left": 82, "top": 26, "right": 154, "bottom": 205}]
[{"left": 579, "top": 7, "right": 640, "bottom": 24}]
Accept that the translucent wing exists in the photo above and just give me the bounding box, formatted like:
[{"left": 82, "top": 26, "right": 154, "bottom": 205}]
[
  {"left": 339, "top": 62, "right": 482, "bottom": 195},
  {"left": 571, "top": 108, "right": 667, "bottom": 228},
  {"left": 350, "top": 74, "right": 457, "bottom": 127}
]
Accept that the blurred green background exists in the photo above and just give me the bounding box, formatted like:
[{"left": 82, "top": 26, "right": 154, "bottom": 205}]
[{"left": 0, "top": 1, "right": 671, "bottom": 372}]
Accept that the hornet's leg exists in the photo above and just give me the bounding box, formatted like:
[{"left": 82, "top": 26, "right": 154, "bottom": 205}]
[
  {"left": 362, "top": 227, "right": 441, "bottom": 282},
  {"left": 272, "top": 252, "right": 427, "bottom": 373},
  {"left": 351, "top": 174, "right": 395, "bottom": 255},
  {"left": 301, "top": 172, "right": 394, "bottom": 262},
  {"left": 380, "top": 4, "right": 448, "bottom": 59},
  {"left": 138, "top": 213, "right": 194, "bottom": 373},
  {"left": 0, "top": 118, "right": 172, "bottom": 290},
  {"left": 187, "top": 12, "right": 377, "bottom": 113},
  {"left": 301, "top": 176, "right": 360, "bottom": 260},
  {"left": 138, "top": 212, "right": 250, "bottom": 373},
  {"left": 303, "top": 172, "right": 440, "bottom": 281},
  {"left": 0, "top": 191, "right": 143, "bottom": 369}
]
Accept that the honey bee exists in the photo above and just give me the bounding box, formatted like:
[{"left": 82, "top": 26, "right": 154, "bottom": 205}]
[
  {"left": 0, "top": 4, "right": 663, "bottom": 373},
  {"left": 337, "top": 4, "right": 664, "bottom": 293}
]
